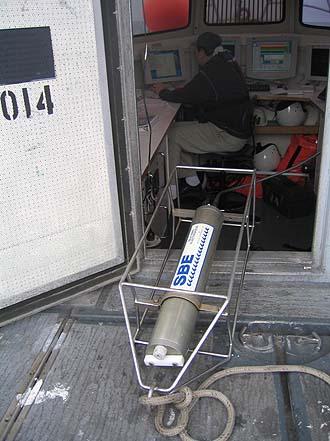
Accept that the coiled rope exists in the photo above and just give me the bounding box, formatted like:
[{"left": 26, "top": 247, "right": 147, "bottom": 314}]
[{"left": 139, "top": 365, "right": 330, "bottom": 441}]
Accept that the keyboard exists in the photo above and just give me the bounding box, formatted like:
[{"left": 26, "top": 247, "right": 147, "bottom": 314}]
[{"left": 247, "top": 82, "right": 271, "bottom": 92}]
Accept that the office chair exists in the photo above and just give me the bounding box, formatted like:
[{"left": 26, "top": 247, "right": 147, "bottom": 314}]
[{"left": 198, "top": 99, "right": 257, "bottom": 197}]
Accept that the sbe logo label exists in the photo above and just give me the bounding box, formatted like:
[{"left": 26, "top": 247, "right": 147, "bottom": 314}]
[
  {"left": 172, "top": 254, "right": 194, "bottom": 287},
  {"left": 0, "top": 85, "right": 54, "bottom": 120},
  {"left": 170, "top": 223, "right": 214, "bottom": 292}
]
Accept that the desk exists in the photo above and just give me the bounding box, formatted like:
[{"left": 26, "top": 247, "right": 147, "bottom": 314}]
[
  {"left": 253, "top": 91, "right": 325, "bottom": 112},
  {"left": 138, "top": 98, "right": 180, "bottom": 175},
  {"left": 138, "top": 93, "right": 326, "bottom": 174},
  {"left": 138, "top": 98, "right": 180, "bottom": 239}
]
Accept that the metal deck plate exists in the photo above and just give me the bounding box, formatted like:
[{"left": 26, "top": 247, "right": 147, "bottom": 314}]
[
  {"left": 0, "top": 313, "right": 60, "bottom": 420},
  {"left": 1, "top": 311, "right": 330, "bottom": 440}
]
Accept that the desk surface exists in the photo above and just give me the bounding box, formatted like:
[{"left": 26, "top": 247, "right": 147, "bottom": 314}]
[
  {"left": 138, "top": 98, "right": 180, "bottom": 175},
  {"left": 252, "top": 91, "right": 325, "bottom": 112}
]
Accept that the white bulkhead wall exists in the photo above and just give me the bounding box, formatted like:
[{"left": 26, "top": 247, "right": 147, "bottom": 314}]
[{"left": 0, "top": 0, "right": 126, "bottom": 308}]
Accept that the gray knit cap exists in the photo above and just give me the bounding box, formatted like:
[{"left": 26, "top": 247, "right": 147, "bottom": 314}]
[{"left": 196, "top": 32, "right": 223, "bottom": 56}]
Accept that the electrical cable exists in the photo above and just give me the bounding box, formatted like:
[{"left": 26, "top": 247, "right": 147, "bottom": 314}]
[
  {"left": 140, "top": 364, "right": 330, "bottom": 441},
  {"left": 139, "top": 0, "right": 163, "bottom": 224},
  {"left": 212, "top": 151, "right": 320, "bottom": 208},
  {"left": 139, "top": 0, "right": 158, "bottom": 222},
  {"left": 140, "top": 0, "right": 153, "bottom": 176}
]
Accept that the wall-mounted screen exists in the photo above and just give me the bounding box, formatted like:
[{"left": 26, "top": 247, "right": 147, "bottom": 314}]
[{"left": 246, "top": 36, "right": 298, "bottom": 80}]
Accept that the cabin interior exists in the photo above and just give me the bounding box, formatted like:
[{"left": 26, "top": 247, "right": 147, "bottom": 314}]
[
  {"left": 1, "top": 1, "right": 330, "bottom": 441},
  {"left": 133, "top": 0, "right": 329, "bottom": 254}
]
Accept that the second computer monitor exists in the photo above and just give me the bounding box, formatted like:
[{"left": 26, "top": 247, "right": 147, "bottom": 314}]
[
  {"left": 306, "top": 46, "right": 329, "bottom": 81},
  {"left": 222, "top": 39, "right": 241, "bottom": 64},
  {"left": 144, "top": 47, "right": 188, "bottom": 84},
  {"left": 246, "top": 36, "right": 298, "bottom": 80}
]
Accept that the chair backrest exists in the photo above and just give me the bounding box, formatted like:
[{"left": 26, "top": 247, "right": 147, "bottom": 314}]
[
  {"left": 240, "top": 98, "right": 257, "bottom": 155},
  {"left": 241, "top": 98, "right": 257, "bottom": 138}
]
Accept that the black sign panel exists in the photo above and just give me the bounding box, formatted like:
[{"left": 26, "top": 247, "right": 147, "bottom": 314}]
[{"left": 0, "top": 27, "right": 55, "bottom": 85}]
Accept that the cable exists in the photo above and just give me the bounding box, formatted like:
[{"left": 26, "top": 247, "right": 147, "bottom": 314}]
[
  {"left": 140, "top": 364, "right": 330, "bottom": 441},
  {"left": 139, "top": 0, "right": 161, "bottom": 225},
  {"left": 212, "top": 151, "right": 320, "bottom": 208},
  {"left": 140, "top": 0, "right": 153, "bottom": 176}
]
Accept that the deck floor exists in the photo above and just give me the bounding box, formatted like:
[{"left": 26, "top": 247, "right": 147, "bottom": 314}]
[{"left": 1, "top": 289, "right": 330, "bottom": 441}]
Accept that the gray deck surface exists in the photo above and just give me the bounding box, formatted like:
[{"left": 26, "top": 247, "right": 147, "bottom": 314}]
[
  {"left": 286, "top": 336, "right": 330, "bottom": 441},
  {"left": 13, "top": 323, "right": 160, "bottom": 441},
  {"left": 1, "top": 302, "right": 330, "bottom": 441},
  {"left": 0, "top": 313, "right": 60, "bottom": 420}
]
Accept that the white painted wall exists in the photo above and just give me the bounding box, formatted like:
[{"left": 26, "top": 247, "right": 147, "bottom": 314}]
[{"left": 0, "top": 0, "right": 124, "bottom": 308}]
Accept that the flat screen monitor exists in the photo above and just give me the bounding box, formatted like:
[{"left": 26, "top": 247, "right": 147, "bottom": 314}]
[
  {"left": 246, "top": 36, "right": 298, "bottom": 80},
  {"left": 144, "top": 48, "right": 188, "bottom": 84},
  {"left": 189, "top": 38, "right": 241, "bottom": 77},
  {"left": 222, "top": 40, "right": 241, "bottom": 64},
  {"left": 307, "top": 46, "right": 329, "bottom": 81}
]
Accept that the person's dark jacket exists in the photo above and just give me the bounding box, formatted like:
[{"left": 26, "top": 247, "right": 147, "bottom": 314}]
[{"left": 159, "top": 52, "right": 251, "bottom": 139}]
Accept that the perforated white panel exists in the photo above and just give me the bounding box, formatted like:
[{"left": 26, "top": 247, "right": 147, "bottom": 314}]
[{"left": 0, "top": 0, "right": 125, "bottom": 308}]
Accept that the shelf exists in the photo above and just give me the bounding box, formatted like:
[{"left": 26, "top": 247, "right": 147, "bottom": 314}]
[
  {"left": 255, "top": 125, "right": 319, "bottom": 135},
  {"left": 254, "top": 94, "right": 312, "bottom": 102}
]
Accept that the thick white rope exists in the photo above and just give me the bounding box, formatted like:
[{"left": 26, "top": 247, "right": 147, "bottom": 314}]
[{"left": 139, "top": 365, "right": 330, "bottom": 441}]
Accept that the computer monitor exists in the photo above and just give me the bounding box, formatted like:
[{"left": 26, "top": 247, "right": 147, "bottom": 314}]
[
  {"left": 306, "top": 46, "right": 329, "bottom": 81},
  {"left": 144, "top": 47, "right": 188, "bottom": 84},
  {"left": 246, "top": 36, "right": 298, "bottom": 80},
  {"left": 222, "top": 39, "right": 241, "bottom": 64},
  {"left": 188, "top": 38, "right": 241, "bottom": 77}
]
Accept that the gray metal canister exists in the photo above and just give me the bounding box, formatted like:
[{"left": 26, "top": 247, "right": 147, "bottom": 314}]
[{"left": 144, "top": 205, "right": 224, "bottom": 366}]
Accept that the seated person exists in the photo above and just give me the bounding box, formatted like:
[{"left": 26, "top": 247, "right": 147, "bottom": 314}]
[{"left": 151, "top": 32, "right": 252, "bottom": 195}]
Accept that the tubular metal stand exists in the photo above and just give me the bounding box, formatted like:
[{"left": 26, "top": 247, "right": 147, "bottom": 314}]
[{"left": 119, "top": 165, "right": 256, "bottom": 394}]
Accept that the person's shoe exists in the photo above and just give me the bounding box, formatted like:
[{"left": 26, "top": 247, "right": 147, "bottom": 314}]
[
  {"left": 178, "top": 178, "right": 204, "bottom": 199},
  {"left": 145, "top": 229, "right": 161, "bottom": 248},
  {"left": 177, "top": 179, "right": 208, "bottom": 209}
]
